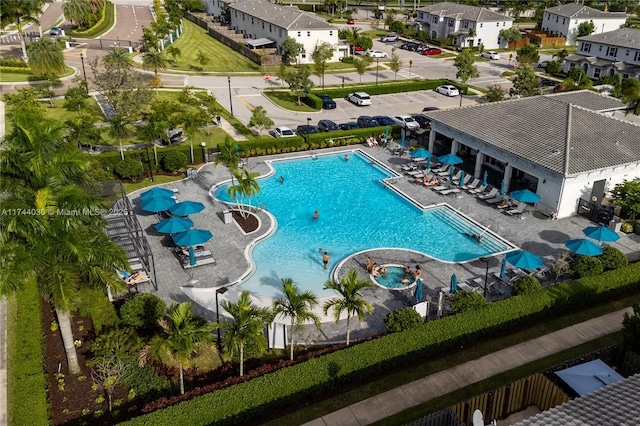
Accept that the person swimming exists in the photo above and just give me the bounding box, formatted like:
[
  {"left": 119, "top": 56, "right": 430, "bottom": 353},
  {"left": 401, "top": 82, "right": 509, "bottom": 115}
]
[
  {"left": 279, "top": 176, "right": 284, "bottom": 183},
  {"left": 313, "top": 210, "right": 319, "bottom": 220},
  {"left": 322, "top": 251, "right": 329, "bottom": 270},
  {"left": 344, "top": 154, "right": 349, "bottom": 162}
]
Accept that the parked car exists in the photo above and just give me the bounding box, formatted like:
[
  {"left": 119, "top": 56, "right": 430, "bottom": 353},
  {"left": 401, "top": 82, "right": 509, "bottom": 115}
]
[
  {"left": 49, "top": 26, "right": 62, "bottom": 36},
  {"left": 393, "top": 114, "right": 420, "bottom": 130},
  {"left": 540, "top": 78, "right": 555, "bottom": 87},
  {"left": 400, "top": 42, "right": 418, "bottom": 50},
  {"left": 339, "top": 122, "right": 359, "bottom": 130},
  {"left": 354, "top": 45, "right": 365, "bottom": 52},
  {"left": 553, "top": 85, "right": 569, "bottom": 93},
  {"left": 274, "top": 126, "right": 296, "bottom": 138},
  {"left": 411, "top": 114, "right": 431, "bottom": 129},
  {"left": 421, "top": 47, "right": 442, "bottom": 56},
  {"left": 367, "top": 50, "right": 388, "bottom": 58},
  {"left": 296, "top": 125, "right": 319, "bottom": 137},
  {"left": 435, "top": 85, "right": 460, "bottom": 97},
  {"left": 380, "top": 33, "right": 398, "bottom": 42},
  {"left": 347, "top": 92, "right": 372, "bottom": 106},
  {"left": 357, "top": 116, "right": 380, "bottom": 128},
  {"left": 481, "top": 51, "right": 500, "bottom": 60},
  {"left": 318, "top": 94, "right": 336, "bottom": 109},
  {"left": 422, "top": 106, "right": 440, "bottom": 112},
  {"left": 537, "top": 60, "right": 549, "bottom": 69},
  {"left": 372, "top": 116, "right": 396, "bottom": 126},
  {"left": 317, "top": 119, "right": 339, "bottom": 132},
  {"left": 346, "top": 18, "right": 355, "bottom": 24}
]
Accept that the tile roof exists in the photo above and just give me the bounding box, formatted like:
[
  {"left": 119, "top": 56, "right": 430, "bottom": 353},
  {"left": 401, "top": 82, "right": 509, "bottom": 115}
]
[
  {"left": 544, "top": 3, "right": 627, "bottom": 19},
  {"left": 423, "top": 92, "right": 639, "bottom": 176},
  {"left": 417, "top": 2, "right": 513, "bottom": 22},
  {"left": 578, "top": 28, "right": 640, "bottom": 50},
  {"left": 514, "top": 373, "right": 640, "bottom": 426},
  {"left": 229, "top": 0, "right": 335, "bottom": 30}
]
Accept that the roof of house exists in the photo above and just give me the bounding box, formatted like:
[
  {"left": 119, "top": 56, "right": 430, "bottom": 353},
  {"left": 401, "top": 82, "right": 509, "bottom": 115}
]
[
  {"left": 543, "top": 3, "right": 627, "bottom": 19},
  {"left": 514, "top": 373, "right": 640, "bottom": 426},
  {"left": 417, "top": 2, "right": 513, "bottom": 22},
  {"left": 578, "top": 28, "right": 640, "bottom": 50},
  {"left": 423, "top": 91, "right": 639, "bottom": 176},
  {"left": 229, "top": 0, "right": 335, "bottom": 30}
]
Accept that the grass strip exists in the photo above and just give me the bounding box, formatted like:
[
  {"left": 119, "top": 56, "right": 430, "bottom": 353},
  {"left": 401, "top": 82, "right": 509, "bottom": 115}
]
[{"left": 66, "top": 1, "right": 115, "bottom": 39}]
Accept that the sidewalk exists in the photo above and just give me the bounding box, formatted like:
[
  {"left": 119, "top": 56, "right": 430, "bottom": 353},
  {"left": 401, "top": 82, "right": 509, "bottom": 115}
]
[{"left": 304, "top": 307, "right": 632, "bottom": 426}]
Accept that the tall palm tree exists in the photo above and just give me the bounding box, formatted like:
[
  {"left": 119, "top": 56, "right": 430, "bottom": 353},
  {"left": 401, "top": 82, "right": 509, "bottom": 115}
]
[
  {"left": 216, "top": 291, "right": 272, "bottom": 376},
  {"left": 147, "top": 302, "right": 215, "bottom": 394},
  {"left": 180, "top": 109, "right": 206, "bottom": 164},
  {"left": 62, "top": 0, "right": 93, "bottom": 28},
  {"left": 272, "top": 278, "right": 321, "bottom": 360},
  {"left": 28, "top": 38, "right": 65, "bottom": 78},
  {"left": 0, "top": 0, "right": 43, "bottom": 62},
  {"left": 103, "top": 47, "right": 134, "bottom": 69},
  {"left": 227, "top": 168, "right": 260, "bottom": 218},
  {"left": 142, "top": 49, "right": 169, "bottom": 80},
  {"left": 165, "top": 45, "right": 182, "bottom": 64},
  {"left": 323, "top": 269, "right": 374, "bottom": 346},
  {"left": 214, "top": 137, "right": 242, "bottom": 184}
]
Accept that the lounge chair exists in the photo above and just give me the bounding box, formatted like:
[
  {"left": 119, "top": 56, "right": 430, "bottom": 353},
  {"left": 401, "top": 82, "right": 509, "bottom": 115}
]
[
  {"left": 477, "top": 188, "right": 498, "bottom": 199},
  {"left": 448, "top": 170, "right": 462, "bottom": 182},
  {"left": 485, "top": 195, "right": 504, "bottom": 204},
  {"left": 469, "top": 184, "right": 487, "bottom": 194},
  {"left": 504, "top": 202, "right": 527, "bottom": 216},
  {"left": 430, "top": 185, "right": 447, "bottom": 192},
  {"left": 461, "top": 178, "right": 479, "bottom": 191},
  {"left": 439, "top": 188, "right": 461, "bottom": 196},
  {"left": 432, "top": 164, "right": 449, "bottom": 174},
  {"left": 120, "top": 270, "right": 151, "bottom": 287}
]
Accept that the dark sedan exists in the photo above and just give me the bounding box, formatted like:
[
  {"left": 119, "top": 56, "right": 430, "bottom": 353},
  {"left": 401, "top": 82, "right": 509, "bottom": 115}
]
[
  {"left": 318, "top": 119, "right": 339, "bottom": 132},
  {"left": 296, "top": 125, "right": 320, "bottom": 136},
  {"left": 357, "top": 116, "right": 380, "bottom": 128},
  {"left": 373, "top": 116, "right": 396, "bottom": 126},
  {"left": 411, "top": 114, "right": 431, "bottom": 129},
  {"left": 339, "top": 122, "right": 359, "bottom": 130},
  {"left": 318, "top": 94, "right": 336, "bottom": 109}
]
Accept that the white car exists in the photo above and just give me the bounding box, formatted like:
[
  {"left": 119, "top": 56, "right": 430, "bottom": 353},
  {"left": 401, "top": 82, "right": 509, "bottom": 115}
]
[
  {"left": 367, "top": 50, "right": 388, "bottom": 59},
  {"left": 380, "top": 33, "right": 398, "bottom": 42},
  {"left": 347, "top": 92, "right": 372, "bottom": 106},
  {"left": 435, "top": 85, "right": 460, "bottom": 97},
  {"left": 274, "top": 126, "right": 295, "bottom": 138},
  {"left": 481, "top": 51, "right": 500, "bottom": 60},
  {"left": 393, "top": 115, "right": 420, "bottom": 130},
  {"left": 537, "top": 60, "right": 549, "bottom": 69}
]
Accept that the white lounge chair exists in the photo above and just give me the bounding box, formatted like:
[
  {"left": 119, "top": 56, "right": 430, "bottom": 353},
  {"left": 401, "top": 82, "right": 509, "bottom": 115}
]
[
  {"left": 462, "top": 178, "right": 479, "bottom": 191},
  {"left": 477, "top": 188, "right": 498, "bottom": 199},
  {"left": 485, "top": 195, "right": 504, "bottom": 204},
  {"left": 432, "top": 164, "right": 449, "bottom": 174},
  {"left": 469, "top": 183, "right": 487, "bottom": 194},
  {"left": 504, "top": 202, "right": 527, "bottom": 216},
  {"left": 439, "top": 188, "right": 461, "bottom": 196}
]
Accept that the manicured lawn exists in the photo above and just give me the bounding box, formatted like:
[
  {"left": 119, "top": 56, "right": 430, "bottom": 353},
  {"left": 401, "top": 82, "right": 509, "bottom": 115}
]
[
  {"left": 168, "top": 20, "right": 262, "bottom": 73},
  {"left": 264, "top": 90, "right": 319, "bottom": 112},
  {"left": 0, "top": 65, "right": 75, "bottom": 83},
  {"left": 41, "top": 97, "right": 105, "bottom": 123}
]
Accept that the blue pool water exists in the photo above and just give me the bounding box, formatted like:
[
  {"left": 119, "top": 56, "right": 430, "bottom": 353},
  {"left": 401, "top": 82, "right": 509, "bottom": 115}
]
[
  {"left": 214, "top": 152, "right": 511, "bottom": 297},
  {"left": 373, "top": 266, "right": 414, "bottom": 289}
]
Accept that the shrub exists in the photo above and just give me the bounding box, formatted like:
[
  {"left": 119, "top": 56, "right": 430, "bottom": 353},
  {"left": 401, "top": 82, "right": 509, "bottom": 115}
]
[
  {"left": 120, "top": 354, "right": 177, "bottom": 402},
  {"left": 570, "top": 255, "right": 604, "bottom": 278},
  {"left": 598, "top": 245, "right": 628, "bottom": 270},
  {"left": 511, "top": 275, "right": 542, "bottom": 296},
  {"left": 90, "top": 328, "right": 142, "bottom": 359},
  {"left": 120, "top": 293, "right": 167, "bottom": 331},
  {"left": 389, "top": 21, "right": 406, "bottom": 33},
  {"left": 384, "top": 307, "right": 423, "bottom": 333},
  {"left": 77, "top": 287, "right": 120, "bottom": 334},
  {"left": 0, "top": 57, "right": 28, "bottom": 67},
  {"left": 341, "top": 56, "right": 354, "bottom": 64},
  {"left": 621, "top": 220, "right": 635, "bottom": 233},
  {"left": 449, "top": 290, "right": 487, "bottom": 313},
  {"left": 161, "top": 150, "right": 188, "bottom": 172},
  {"left": 115, "top": 158, "right": 144, "bottom": 180},
  {"left": 545, "top": 60, "right": 562, "bottom": 76}
]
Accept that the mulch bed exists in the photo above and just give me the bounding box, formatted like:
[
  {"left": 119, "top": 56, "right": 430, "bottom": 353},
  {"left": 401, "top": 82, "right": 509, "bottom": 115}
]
[{"left": 232, "top": 210, "right": 259, "bottom": 233}]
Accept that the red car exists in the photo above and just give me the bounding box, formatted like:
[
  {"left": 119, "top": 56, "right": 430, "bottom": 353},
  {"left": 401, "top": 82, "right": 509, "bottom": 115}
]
[
  {"left": 354, "top": 45, "right": 364, "bottom": 51},
  {"left": 346, "top": 18, "right": 355, "bottom": 24},
  {"left": 421, "top": 47, "right": 442, "bottom": 56}
]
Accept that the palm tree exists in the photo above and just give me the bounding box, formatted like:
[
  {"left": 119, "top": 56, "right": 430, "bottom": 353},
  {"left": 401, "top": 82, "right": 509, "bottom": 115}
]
[
  {"left": 180, "top": 110, "right": 206, "bottom": 164},
  {"left": 216, "top": 291, "right": 273, "bottom": 376},
  {"left": 27, "top": 39, "right": 65, "bottom": 78},
  {"left": 323, "top": 269, "right": 374, "bottom": 346},
  {"left": 147, "top": 302, "right": 215, "bottom": 394},
  {"left": 165, "top": 44, "right": 182, "bottom": 64},
  {"left": 142, "top": 49, "right": 169, "bottom": 81},
  {"left": 103, "top": 47, "right": 134, "bottom": 69},
  {"left": 214, "top": 137, "right": 242, "bottom": 184},
  {"left": 0, "top": 0, "right": 42, "bottom": 62},
  {"left": 62, "top": 0, "right": 93, "bottom": 28},
  {"left": 272, "top": 278, "right": 321, "bottom": 360},
  {"left": 227, "top": 168, "right": 261, "bottom": 218}
]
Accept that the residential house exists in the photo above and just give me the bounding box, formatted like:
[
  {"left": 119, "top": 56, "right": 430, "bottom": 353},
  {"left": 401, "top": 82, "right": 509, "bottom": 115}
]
[
  {"left": 422, "top": 91, "right": 639, "bottom": 219},
  {"left": 202, "top": 0, "right": 346, "bottom": 64},
  {"left": 563, "top": 28, "right": 640, "bottom": 81},
  {"left": 541, "top": 3, "right": 627, "bottom": 45},
  {"left": 415, "top": 2, "right": 514, "bottom": 50}
]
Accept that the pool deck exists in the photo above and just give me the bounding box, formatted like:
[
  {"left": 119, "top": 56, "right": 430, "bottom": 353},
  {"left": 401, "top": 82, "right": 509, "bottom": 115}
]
[{"left": 127, "top": 144, "right": 640, "bottom": 344}]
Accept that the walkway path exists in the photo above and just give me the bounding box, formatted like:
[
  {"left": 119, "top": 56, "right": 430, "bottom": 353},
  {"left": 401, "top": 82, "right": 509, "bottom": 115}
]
[{"left": 303, "top": 307, "right": 632, "bottom": 426}]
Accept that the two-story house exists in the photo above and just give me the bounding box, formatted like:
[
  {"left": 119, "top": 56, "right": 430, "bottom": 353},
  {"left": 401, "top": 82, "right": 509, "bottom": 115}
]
[
  {"left": 563, "top": 28, "right": 640, "bottom": 81},
  {"left": 202, "top": 0, "right": 345, "bottom": 64},
  {"left": 414, "top": 2, "right": 513, "bottom": 50},
  {"left": 541, "top": 4, "right": 627, "bottom": 45}
]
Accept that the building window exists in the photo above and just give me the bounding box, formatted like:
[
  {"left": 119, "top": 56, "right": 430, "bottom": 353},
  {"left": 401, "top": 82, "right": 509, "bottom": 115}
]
[
  {"left": 462, "top": 21, "right": 468, "bottom": 28},
  {"left": 251, "top": 17, "right": 254, "bottom": 24},
  {"left": 622, "top": 73, "right": 629, "bottom": 80},
  {"left": 607, "top": 47, "right": 618, "bottom": 57},
  {"left": 593, "top": 68, "right": 601, "bottom": 78},
  {"left": 599, "top": 45, "right": 603, "bottom": 51},
  {"left": 433, "top": 16, "right": 438, "bottom": 23},
  {"left": 262, "top": 22, "right": 264, "bottom": 29},
  {"left": 301, "top": 50, "right": 306, "bottom": 59},
  {"left": 480, "top": 23, "right": 483, "bottom": 28},
  {"left": 581, "top": 43, "right": 591, "bottom": 52},
  {"left": 329, "top": 30, "right": 333, "bottom": 36},
  {"left": 279, "top": 29, "right": 282, "bottom": 36},
  {"left": 447, "top": 19, "right": 453, "bottom": 27},
  {"left": 496, "top": 22, "right": 499, "bottom": 27},
  {"left": 297, "top": 31, "right": 301, "bottom": 37},
  {"left": 556, "top": 16, "right": 558, "bottom": 22},
  {"left": 307, "top": 31, "right": 311, "bottom": 36},
  {"left": 635, "top": 51, "right": 640, "bottom": 61},
  {"left": 503, "top": 22, "right": 506, "bottom": 26},
  {"left": 477, "top": 38, "right": 481, "bottom": 45},
  {"left": 625, "top": 49, "right": 629, "bottom": 56}
]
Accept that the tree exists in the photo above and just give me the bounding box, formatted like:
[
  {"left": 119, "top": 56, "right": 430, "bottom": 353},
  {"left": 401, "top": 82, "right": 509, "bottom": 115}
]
[
  {"left": 545, "top": 60, "right": 562, "bottom": 76},
  {"left": 63, "top": 0, "right": 92, "bottom": 27},
  {"left": 272, "top": 278, "right": 321, "bottom": 360},
  {"left": 553, "top": 48, "right": 569, "bottom": 62},
  {"left": 511, "top": 276, "right": 542, "bottom": 296},
  {"left": 577, "top": 21, "right": 596, "bottom": 38},
  {"left": 195, "top": 49, "right": 209, "bottom": 68},
  {"left": 147, "top": 302, "right": 215, "bottom": 394},
  {"left": 512, "top": 64, "right": 540, "bottom": 97},
  {"left": 499, "top": 27, "right": 522, "bottom": 44},
  {"left": 281, "top": 36, "right": 304, "bottom": 65},
  {"left": 216, "top": 291, "right": 273, "bottom": 376},
  {"left": 180, "top": 110, "right": 206, "bottom": 164},
  {"left": 276, "top": 63, "right": 288, "bottom": 87},
  {"left": 484, "top": 84, "right": 507, "bottom": 102},
  {"left": 215, "top": 138, "right": 242, "bottom": 184},
  {"left": 26, "top": 38, "right": 65, "bottom": 77},
  {"left": 384, "top": 10, "right": 396, "bottom": 30},
  {"left": 103, "top": 47, "right": 134, "bottom": 69},
  {"left": 610, "top": 178, "right": 640, "bottom": 220},
  {"left": 551, "top": 252, "right": 571, "bottom": 283},
  {"left": 454, "top": 49, "right": 479, "bottom": 84},
  {"left": 311, "top": 41, "right": 335, "bottom": 88},
  {"left": 622, "top": 304, "right": 640, "bottom": 351},
  {"left": 449, "top": 290, "right": 487, "bottom": 313},
  {"left": 389, "top": 53, "right": 402, "bottom": 80},
  {"left": 284, "top": 65, "right": 314, "bottom": 106},
  {"left": 90, "top": 354, "right": 130, "bottom": 412},
  {"left": 37, "top": 77, "right": 63, "bottom": 107},
  {"left": 165, "top": 44, "right": 182, "bottom": 64},
  {"left": 516, "top": 44, "right": 540, "bottom": 65},
  {"left": 621, "top": 77, "right": 640, "bottom": 115},
  {"left": 65, "top": 116, "right": 101, "bottom": 149},
  {"left": 64, "top": 85, "right": 90, "bottom": 117},
  {"left": 353, "top": 56, "right": 372, "bottom": 83},
  {"left": 343, "top": 27, "right": 361, "bottom": 55},
  {"left": 0, "top": 0, "right": 43, "bottom": 62},
  {"left": 142, "top": 49, "right": 169, "bottom": 81},
  {"left": 248, "top": 105, "right": 274, "bottom": 137},
  {"left": 323, "top": 269, "right": 374, "bottom": 346},
  {"left": 227, "top": 168, "right": 261, "bottom": 218}
]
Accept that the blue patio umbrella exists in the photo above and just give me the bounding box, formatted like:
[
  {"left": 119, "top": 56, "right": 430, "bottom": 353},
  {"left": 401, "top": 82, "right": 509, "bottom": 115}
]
[
  {"left": 499, "top": 180, "right": 505, "bottom": 195},
  {"left": 410, "top": 148, "right": 431, "bottom": 159},
  {"left": 583, "top": 225, "right": 620, "bottom": 244},
  {"left": 400, "top": 131, "right": 405, "bottom": 147},
  {"left": 140, "top": 187, "right": 174, "bottom": 200},
  {"left": 449, "top": 166, "right": 455, "bottom": 179},
  {"left": 141, "top": 195, "right": 176, "bottom": 213},
  {"left": 414, "top": 278, "right": 423, "bottom": 301},
  {"left": 173, "top": 228, "right": 213, "bottom": 247},
  {"left": 384, "top": 126, "right": 390, "bottom": 139},
  {"left": 155, "top": 217, "right": 193, "bottom": 234},
  {"left": 438, "top": 153, "right": 463, "bottom": 165},
  {"left": 187, "top": 246, "right": 199, "bottom": 283},
  {"left": 482, "top": 170, "right": 488, "bottom": 187},
  {"left": 450, "top": 274, "right": 458, "bottom": 294},
  {"left": 510, "top": 189, "right": 541, "bottom": 204},
  {"left": 500, "top": 257, "right": 507, "bottom": 278},
  {"left": 565, "top": 238, "right": 603, "bottom": 256},
  {"left": 459, "top": 171, "right": 465, "bottom": 187},
  {"left": 169, "top": 200, "right": 205, "bottom": 216},
  {"left": 505, "top": 250, "right": 543, "bottom": 270},
  {"left": 425, "top": 156, "right": 431, "bottom": 170}
]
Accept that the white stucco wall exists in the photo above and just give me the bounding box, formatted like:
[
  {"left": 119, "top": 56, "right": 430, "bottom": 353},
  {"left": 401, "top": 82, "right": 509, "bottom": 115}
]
[
  {"left": 287, "top": 29, "right": 341, "bottom": 64},
  {"left": 416, "top": 13, "right": 511, "bottom": 49},
  {"left": 541, "top": 13, "right": 627, "bottom": 45}
]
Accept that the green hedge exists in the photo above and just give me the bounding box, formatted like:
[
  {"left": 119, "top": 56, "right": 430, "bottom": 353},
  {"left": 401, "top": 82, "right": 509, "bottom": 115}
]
[
  {"left": 122, "top": 263, "right": 640, "bottom": 425},
  {"left": 7, "top": 285, "right": 49, "bottom": 426},
  {"left": 0, "top": 66, "right": 32, "bottom": 74},
  {"left": 66, "top": 1, "right": 115, "bottom": 39},
  {"left": 95, "top": 144, "right": 205, "bottom": 176},
  {"left": 311, "top": 78, "right": 468, "bottom": 98}
]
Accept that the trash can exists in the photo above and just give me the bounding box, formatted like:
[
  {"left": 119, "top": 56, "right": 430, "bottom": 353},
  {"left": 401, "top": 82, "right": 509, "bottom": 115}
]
[
  {"left": 223, "top": 210, "right": 233, "bottom": 224},
  {"left": 187, "top": 168, "right": 197, "bottom": 179},
  {"left": 608, "top": 219, "right": 621, "bottom": 232}
]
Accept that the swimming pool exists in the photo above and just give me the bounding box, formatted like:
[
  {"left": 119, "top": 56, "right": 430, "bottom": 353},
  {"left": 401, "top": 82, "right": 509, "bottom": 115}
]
[
  {"left": 214, "top": 151, "right": 512, "bottom": 297},
  {"left": 372, "top": 265, "right": 415, "bottom": 290}
]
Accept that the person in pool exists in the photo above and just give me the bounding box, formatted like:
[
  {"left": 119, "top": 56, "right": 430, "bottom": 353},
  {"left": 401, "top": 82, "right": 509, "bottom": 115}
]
[
  {"left": 323, "top": 251, "right": 329, "bottom": 269},
  {"left": 380, "top": 265, "right": 387, "bottom": 278},
  {"left": 371, "top": 263, "right": 378, "bottom": 277},
  {"left": 313, "top": 209, "right": 319, "bottom": 220}
]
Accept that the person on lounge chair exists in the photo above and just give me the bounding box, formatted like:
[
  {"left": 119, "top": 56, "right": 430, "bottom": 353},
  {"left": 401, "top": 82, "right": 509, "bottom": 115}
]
[
  {"left": 425, "top": 177, "right": 439, "bottom": 186},
  {"left": 121, "top": 271, "right": 149, "bottom": 285}
]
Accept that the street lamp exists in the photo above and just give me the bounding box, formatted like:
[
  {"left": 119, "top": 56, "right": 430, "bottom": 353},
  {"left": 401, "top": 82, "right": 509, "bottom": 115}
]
[
  {"left": 227, "top": 76, "right": 234, "bottom": 118},
  {"left": 479, "top": 257, "right": 490, "bottom": 300},
  {"left": 79, "top": 53, "right": 88, "bottom": 93},
  {"left": 215, "top": 286, "right": 229, "bottom": 348},
  {"left": 200, "top": 141, "right": 206, "bottom": 163},
  {"left": 342, "top": 76, "right": 345, "bottom": 88},
  {"left": 376, "top": 58, "right": 380, "bottom": 86}
]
